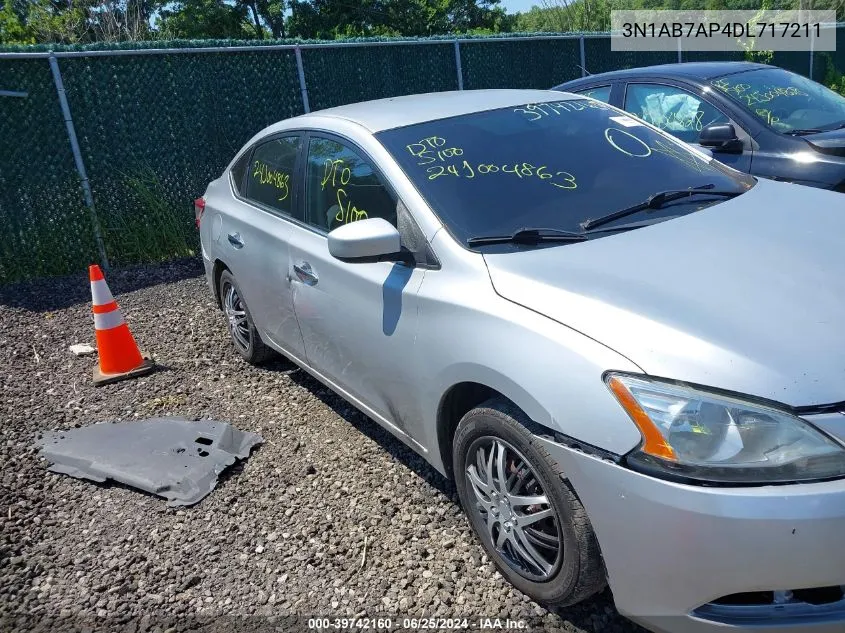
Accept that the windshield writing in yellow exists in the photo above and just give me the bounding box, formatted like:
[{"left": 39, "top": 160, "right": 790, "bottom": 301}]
[
  {"left": 712, "top": 80, "right": 808, "bottom": 108},
  {"left": 405, "top": 134, "right": 578, "bottom": 192},
  {"left": 406, "top": 136, "right": 464, "bottom": 165},
  {"left": 427, "top": 161, "right": 577, "bottom": 190}
]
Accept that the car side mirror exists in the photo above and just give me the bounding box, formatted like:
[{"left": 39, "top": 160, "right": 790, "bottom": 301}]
[
  {"left": 699, "top": 123, "right": 743, "bottom": 154},
  {"left": 328, "top": 218, "right": 410, "bottom": 264}
]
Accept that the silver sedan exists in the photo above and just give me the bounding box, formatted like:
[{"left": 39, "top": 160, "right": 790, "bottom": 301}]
[{"left": 197, "top": 89, "right": 845, "bottom": 633}]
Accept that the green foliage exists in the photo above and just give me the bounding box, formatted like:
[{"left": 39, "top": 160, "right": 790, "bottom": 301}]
[
  {"left": 25, "top": 0, "right": 88, "bottom": 44},
  {"left": 4, "top": 0, "right": 845, "bottom": 45},
  {"left": 738, "top": 0, "right": 774, "bottom": 64},
  {"left": 120, "top": 168, "right": 197, "bottom": 263},
  {"left": 824, "top": 55, "right": 845, "bottom": 96},
  {"left": 3, "top": 0, "right": 160, "bottom": 44},
  {"left": 157, "top": 0, "right": 253, "bottom": 39},
  {"left": 0, "top": 0, "right": 33, "bottom": 44},
  {"left": 4, "top": 0, "right": 514, "bottom": 44},
  {"left": 514, "top": 0, "right": 613, "bottom": 33},
  {"left": 286, "top": 0, "right": 511, "bottom": 39}
]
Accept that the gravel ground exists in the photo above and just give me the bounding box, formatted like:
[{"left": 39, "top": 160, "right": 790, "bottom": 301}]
[{"left": 0, "top": 258, "right": 643, "bottom": 633}]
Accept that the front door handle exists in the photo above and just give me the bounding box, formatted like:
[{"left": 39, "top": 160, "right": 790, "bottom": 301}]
[
  {"left": 227, "top": 232, "right": 244, "bottom": 248},
  {"left": 293, "top": 261, "right": 318, "bottom": 285}
]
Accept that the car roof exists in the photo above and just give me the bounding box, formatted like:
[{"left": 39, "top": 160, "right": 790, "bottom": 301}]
[
  {"left": 287, "top": 89, "right": 580, "bottom": 133},
  {"left": 556, "top": 61, "right": 769, "bottom": 88}
]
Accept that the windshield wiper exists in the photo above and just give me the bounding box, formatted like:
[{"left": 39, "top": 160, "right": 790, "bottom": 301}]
[
  {"left": 467, "top": 227, "right": 587, "bottom": 247},
  {"left": 788, "top": 121, "right": 845, "bottom": 134},
  {"left": 785, "top": 128, "right": 826, "bottom": 136},
  {"left": 580, "top": 184, "right": 743, "bottom": 231}
]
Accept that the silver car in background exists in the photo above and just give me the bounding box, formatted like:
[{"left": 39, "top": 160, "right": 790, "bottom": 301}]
[{"left": 197, "top": 89, "right": 845, "bottom": 633}]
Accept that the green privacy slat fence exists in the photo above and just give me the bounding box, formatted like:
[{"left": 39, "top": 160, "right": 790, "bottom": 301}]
[
  {"left": 1, "top": 29, "right": 844, "bottom": 284},
  {"left": 583, "top": 37, "right": 678, "bottom": 75},
  {"left": 0, "top": 58, "right": 99, "bottom": 282},
  {"left": 460, "top": 38, "right": 582, "bottom": 89},
  {"left": 302, "top": 42, "right": 457, "bottom": 111},
  {"left": 57, "top": 50, "right": 304, "bottom": 269}
]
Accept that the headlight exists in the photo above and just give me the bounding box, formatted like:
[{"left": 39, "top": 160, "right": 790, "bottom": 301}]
[{"left": 606, "top": 373, "right": 845, "bottom": 484}]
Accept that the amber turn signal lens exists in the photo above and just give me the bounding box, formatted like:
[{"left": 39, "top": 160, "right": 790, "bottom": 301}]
[{"left": 607, "top": 376, "right": 677, "bottom": 461}]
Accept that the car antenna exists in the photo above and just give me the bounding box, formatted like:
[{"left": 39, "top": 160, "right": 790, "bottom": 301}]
[{"left": 576, "top": 64, "right": 592, "bottom": 76}]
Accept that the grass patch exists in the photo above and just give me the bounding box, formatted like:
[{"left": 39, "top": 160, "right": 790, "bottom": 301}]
[{"left": 105, "top": 166, "right": 199, "bottom": 266}]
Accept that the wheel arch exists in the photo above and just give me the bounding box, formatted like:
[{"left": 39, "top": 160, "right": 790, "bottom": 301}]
[
  {"left": 435, "top": 373, "right": 555, "bottom": 479},
  {"left": 212, "top": 259, "right": 230, "bottom": 309}
]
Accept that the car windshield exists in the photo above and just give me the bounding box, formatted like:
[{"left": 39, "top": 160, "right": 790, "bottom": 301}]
[
  {"left": 711, "top": 67, "right": 845, "bottom": 133},
  {"left": 376, "top": 100, "right": 754, "bottom": 248}
]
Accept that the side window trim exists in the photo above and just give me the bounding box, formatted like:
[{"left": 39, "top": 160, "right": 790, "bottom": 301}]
[
  {"left": 232, "top": 131, "right": 304, "bottom": 220},
  {"left": 302, "top": 130, "right": 403, "bottom": 237},
  {"left": 229, "top": 148, "right": 253, "bottom": 196},
  {"left": 608, "top": 81, "right": 624, "bottom": 106}
]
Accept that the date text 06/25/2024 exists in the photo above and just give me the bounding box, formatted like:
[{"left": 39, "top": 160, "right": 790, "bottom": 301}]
[{"left": 307, "top": 617, "right": 528, "bottom": 630}]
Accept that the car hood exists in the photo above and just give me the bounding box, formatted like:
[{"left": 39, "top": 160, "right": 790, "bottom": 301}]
[
  {"left": 483, "top": 179, "right": 845, "bottom": 407},
  {"left": 804, "top": 127, "right": 845, "bottom": 157}
]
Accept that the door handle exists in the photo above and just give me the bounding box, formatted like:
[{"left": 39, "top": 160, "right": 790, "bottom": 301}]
[
  {"left": 293, "top": 261, "right": 318, "bottom": 285},
  {"left": 227, "top": 232, "right": 244, "bottom": 248}
]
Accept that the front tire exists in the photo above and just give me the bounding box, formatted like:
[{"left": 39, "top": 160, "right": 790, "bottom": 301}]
[
  {"left": 218, "top": 270, "right": 274, "bottom": 365},
  {"left": 453, "top": 398, "right": 606, "bottom": 607}
]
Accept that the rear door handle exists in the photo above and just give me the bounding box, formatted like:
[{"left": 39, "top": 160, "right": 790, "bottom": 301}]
[
  {"left": 227, "top": 232, "right": 244, "bottom": 248},
  {"left": 293, "top": 261, "right": 318, "bottom": 285}
]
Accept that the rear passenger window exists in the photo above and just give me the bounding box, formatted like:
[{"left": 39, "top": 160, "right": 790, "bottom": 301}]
[
  {"left": 244, "top": 136, "right": 300, "bottom": 215},
  {"left": 578, "top": 85, "right": 612, "bottom": 103}
]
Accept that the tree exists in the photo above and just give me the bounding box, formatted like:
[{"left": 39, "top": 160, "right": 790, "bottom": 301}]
[
  {"left": 288, "top": 0, "right": 511, "bottom": 40},
  {"left": 157, "top": 0, "right": 252, "bottom": 39},
  {"left": 253, "top": 0, "right": 285, "bottom": 38},
  {"left": 514, "top": 0, "right": 613, "bottom": 32},
  {"left": 87, "top": 0, "right": 156, "bottom": 41},
  {"left": 25, "top": 0, "right": 89, "bottom": 43},
  {"left": 0, "top": 0, "right": 33, "bottom": 43}
]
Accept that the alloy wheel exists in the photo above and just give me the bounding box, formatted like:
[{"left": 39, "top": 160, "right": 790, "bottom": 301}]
[
  {"left": 465, "top": 436, "right": 563, "bottom": 582},
  {"left": 222, "top": 281, "right": 251, "bottom": 353}
]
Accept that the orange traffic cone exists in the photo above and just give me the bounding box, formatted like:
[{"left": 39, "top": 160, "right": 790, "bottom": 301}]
[{"left": 89, "top": 264, "right": 155, "bottom": 386}]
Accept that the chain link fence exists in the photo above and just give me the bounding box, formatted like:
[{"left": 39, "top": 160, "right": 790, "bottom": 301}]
[{"left": 1, "top": 29, "right": 844, "bottom": 283}]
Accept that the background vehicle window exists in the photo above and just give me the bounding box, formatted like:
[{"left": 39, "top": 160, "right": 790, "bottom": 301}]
[
  {"left": 243, "top": 136, "right": 299, "bottom": 215},
  {"left": 305, "top": 137, "right": 397, "bottom": 232},
  {"left": 624, "top": 84, "right": 729, "bottom": 143},
  {"left": 577, "top": 85, "right": 612, "bottom": 103},
  {"left": 711, "top": 67, "right": 845, "bottom": 133},
  {"left": 230, "top": 151, "right": 250, "bottom": 194}
]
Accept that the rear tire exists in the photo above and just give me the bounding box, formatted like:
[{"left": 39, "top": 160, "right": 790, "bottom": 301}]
[
  {"left": 218, "top": 270, "right": 274, "bottom": 365},
  {"left": 453, "top": 397, "right": 606, "bottom": 607}
]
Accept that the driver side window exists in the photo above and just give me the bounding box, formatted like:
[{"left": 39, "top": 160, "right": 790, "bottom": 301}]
[
  {"left": 624, "top": 83, "right": 730, "bottom": 144},
  {"left": 304, "top": 137, "right": 397, "bottom": 232}
]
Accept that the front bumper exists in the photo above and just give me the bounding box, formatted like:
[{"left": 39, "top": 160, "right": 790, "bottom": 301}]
[{"left": 536, "top": 437, "right": 845, "bottom": 633}]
